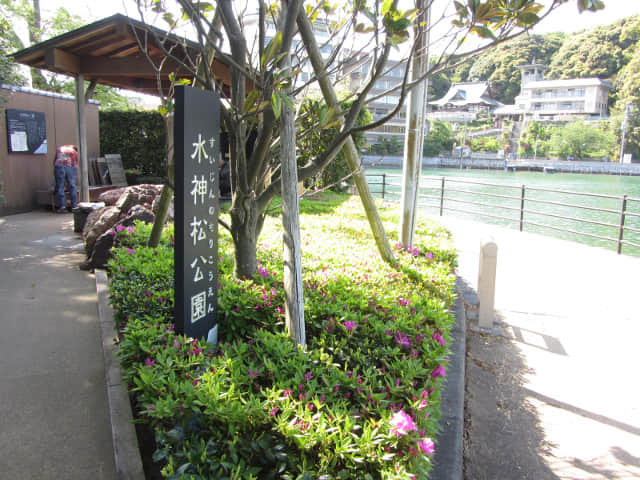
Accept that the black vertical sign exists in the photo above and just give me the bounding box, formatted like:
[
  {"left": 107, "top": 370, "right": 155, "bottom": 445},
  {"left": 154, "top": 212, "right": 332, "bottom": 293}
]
[{"left": 174, "top": 86, "right": 220, "bottom": 342}]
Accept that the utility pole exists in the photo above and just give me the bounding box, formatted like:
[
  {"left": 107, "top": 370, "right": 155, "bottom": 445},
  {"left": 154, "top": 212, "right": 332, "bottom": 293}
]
[
  {"left": 399, "top": 0, "right": 430, "bottom": 247},
  {"left": 620, "top": 102, "right": 633, "bottom": 163}
]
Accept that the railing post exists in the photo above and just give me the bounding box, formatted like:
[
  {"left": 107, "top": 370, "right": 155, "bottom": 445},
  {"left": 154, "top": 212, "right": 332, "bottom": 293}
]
[
  {"left": 519, "top": 184, "right": 526, "bottom": 232},
  {"left": 617, "top": 194, "right": 627, "bottom": 254},
  {"left": 439, "top": 176, "right": 445, "bottom": 216},
  {"left": 382, "top": 174, "right": 386, "bottom": 199}
]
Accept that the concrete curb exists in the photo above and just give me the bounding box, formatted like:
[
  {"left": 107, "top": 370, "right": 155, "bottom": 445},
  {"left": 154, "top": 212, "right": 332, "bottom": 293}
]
[
  {"left": 95, "top": 269, "right": 145, "bottom": 480},
  {"left": 430, "top": 278, "right": 467, "bottom": 480}
]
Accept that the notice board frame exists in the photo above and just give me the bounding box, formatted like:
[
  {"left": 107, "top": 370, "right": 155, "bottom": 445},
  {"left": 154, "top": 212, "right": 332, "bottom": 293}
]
[{"left": 5, "top": 108, "right": 47, "bottom": 154}]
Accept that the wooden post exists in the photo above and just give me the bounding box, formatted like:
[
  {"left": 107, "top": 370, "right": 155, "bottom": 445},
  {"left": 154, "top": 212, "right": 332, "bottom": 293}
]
[
  {"left": 399, "top": 0, "right": 430, "bottom": 248},
  {"left": 281, "top": 1, "right": 305, "bottom": 347},
  {"left": 478, "top": 238, "right": 498, "bottom": 329},
  {"left": 75, "top": 74, "right": 89, "bottom": 202}
]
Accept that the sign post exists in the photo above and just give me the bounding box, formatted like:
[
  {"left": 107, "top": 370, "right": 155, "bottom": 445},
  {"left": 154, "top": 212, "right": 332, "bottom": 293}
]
[{"left": 174, "top": 85, "right": 220, "bottom": 343}]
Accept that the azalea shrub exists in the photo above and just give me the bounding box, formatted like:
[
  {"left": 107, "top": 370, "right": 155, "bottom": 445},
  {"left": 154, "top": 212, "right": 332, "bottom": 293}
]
[{"left": 107, "top": 195, "right": 457, "bottom": 480}]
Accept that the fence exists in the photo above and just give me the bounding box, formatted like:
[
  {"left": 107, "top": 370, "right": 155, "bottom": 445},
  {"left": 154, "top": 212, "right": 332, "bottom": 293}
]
[{"left": 366, "top": 173, "right": 640, "bottom": 255}]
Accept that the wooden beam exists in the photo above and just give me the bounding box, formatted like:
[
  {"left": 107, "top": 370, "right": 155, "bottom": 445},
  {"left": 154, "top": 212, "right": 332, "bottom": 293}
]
[
  {"left": 92, "top": 38, "right": 136, "bottom": 57},
  {"left": 44, "top": 48, "right": 80, "bottom": 74},
  {"left": 80, "top": 55, "right": 183, "bottom": 76}
]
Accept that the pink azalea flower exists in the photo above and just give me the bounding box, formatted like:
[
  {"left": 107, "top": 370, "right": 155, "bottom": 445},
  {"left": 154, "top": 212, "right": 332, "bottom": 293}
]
[
  {"left": 343, "top": 321, "right": 357, "bottom": 332},
  {"left": 115, "top": 225, "right": 125, "bottom": 232},
  {"left": 144, "top": 358, "right": 154, "bottom": 367},
  {"left": 125, "top": 248, "right": 135, "bottom": 255},
  {"left": 389, "top": 410, "right": 417, "bottom": 436},
  {"left": 432, "top": 332, "right": 447, "bottom": 346},
  {"left": 417, "top": 438, "right": 435, "bottom": 455},
  {"left": 431, "top": 365, "right": 446, "bottom": 379},
  {"left": 394, "top": 331, "right": 412, "bottom": 348},
  {"left": 426, "top": 252, "right": 434, "bottom": 259}
]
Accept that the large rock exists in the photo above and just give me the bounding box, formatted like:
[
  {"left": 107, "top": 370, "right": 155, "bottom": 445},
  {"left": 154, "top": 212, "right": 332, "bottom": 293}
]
[
  {"left": 84, "top": 230, "right": 116, "bottom": 270},
  {"left": 82, "top": 206, "right": 121, "bottom": 254},
  {"left": 99, "top": 187, "right": 127, "bottom": 206},
  {"left": 118, "top": 204, "right": 155, "bottom": 227},
  {"left": 80, "top": 184, "right": 166, "bottom": 270},
  {"left": 116, "top": 184, "right": 162, "bottom": 213}
]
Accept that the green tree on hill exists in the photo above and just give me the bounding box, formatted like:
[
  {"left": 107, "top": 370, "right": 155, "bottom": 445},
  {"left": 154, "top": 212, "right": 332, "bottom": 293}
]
[
  {"left": 547, "top": 15, "right": 640, "bottom": 80},
  {"left": 548, "top": 121, "right": 613, "bottom": 160},
  {"left": 611, "top": 45, "right": 640, "bottom": 160},
  {"left": 466, "top": 34, "right": 564, "bottom": 104}
]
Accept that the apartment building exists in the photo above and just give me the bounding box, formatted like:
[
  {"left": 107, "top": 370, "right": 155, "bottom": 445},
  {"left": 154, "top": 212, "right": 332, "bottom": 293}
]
[{"left": 495, "top": 60, "right": 612, "bottom": 119}]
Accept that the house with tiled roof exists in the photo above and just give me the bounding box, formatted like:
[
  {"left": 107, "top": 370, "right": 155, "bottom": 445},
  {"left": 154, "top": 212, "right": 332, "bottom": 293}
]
[{"left": 428, "top": 81, "right": 503, "bottom": 122}]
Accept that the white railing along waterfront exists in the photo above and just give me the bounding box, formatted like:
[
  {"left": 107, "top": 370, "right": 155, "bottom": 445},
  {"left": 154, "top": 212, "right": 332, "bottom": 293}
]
[{"left": 366, "top": 173, "right": 640, "bottom": 255}]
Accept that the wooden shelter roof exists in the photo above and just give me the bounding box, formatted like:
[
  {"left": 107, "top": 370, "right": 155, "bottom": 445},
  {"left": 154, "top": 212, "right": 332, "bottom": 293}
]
[{"left": 12, "top": 14, "right": 231, "bottom": 97}]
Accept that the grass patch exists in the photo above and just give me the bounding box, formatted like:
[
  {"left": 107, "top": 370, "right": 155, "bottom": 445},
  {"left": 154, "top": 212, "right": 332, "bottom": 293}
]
[{"left": 107, "top": 195, "right": 457, "bottom": 479}]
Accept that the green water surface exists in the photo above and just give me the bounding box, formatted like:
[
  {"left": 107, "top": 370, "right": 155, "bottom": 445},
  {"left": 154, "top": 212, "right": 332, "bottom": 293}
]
[{"left": 366, "top": 167, "right": 640, "bottom": 256}]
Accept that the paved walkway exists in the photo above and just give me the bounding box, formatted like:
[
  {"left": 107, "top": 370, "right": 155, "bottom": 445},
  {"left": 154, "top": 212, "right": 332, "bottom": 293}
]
[
  {"left": 0, "top": 211, "right": 117, "bottom": 479},
  {"left": 437, "top": 216, "right": 640, "bottom": 479}
]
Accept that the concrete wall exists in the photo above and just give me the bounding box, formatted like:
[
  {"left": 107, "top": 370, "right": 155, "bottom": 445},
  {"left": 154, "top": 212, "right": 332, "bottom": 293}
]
[
  {"left": 0, "top": 86, "right": 100, "bottom": 216},
  {"left": 362, "top": 155, "right": 640, "bottom": 175}
]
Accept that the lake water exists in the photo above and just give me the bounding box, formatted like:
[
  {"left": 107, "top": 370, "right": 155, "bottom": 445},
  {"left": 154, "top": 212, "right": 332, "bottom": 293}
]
[{"left": 365, "top": 167, "right": 640, "bottom": 257}]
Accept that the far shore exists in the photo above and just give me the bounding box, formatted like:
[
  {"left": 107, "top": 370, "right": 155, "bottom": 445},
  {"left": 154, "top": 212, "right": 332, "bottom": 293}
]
[{"left": 362, "top": 155, "right": 640, "bottom": 176}]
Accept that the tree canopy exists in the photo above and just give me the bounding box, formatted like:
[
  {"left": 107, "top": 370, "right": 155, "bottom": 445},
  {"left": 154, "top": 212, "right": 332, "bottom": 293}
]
[{"left": 0, "top": 0, "right": 135, "bottom": 108}]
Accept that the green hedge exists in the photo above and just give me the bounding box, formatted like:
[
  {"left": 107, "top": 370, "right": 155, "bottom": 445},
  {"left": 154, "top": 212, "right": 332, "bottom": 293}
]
[
  {"left": 107, "top": 195, "right": 457, "bottom": 479},
  {"left": 100, "top": 110, "right": 167, "bottom": 177}
]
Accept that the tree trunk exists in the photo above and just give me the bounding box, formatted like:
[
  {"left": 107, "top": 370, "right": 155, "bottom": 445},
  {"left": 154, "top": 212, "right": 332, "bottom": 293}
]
[
  {"left": 28, "top": 0, "right": 47, "bottom": 90},
  {"left": 148, "top": 115, "right": 174, "bottom": 248},
  {"left": 279, "top": 0, "right": 306, "bottom": 347},
  {"left": 297, "top": 11, "right": 395, "bottom": 264},
  {"left": 399, "top": 0, "right": 430, "bottom": 248},
  {"left": 229, "top": 193, "right": 260, "bottom": 279}
]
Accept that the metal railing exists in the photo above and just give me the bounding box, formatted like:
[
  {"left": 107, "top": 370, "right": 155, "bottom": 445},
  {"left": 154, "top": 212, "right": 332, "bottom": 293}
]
[{"left": 366, "top": 173, "right": 640, "bottom": 255}]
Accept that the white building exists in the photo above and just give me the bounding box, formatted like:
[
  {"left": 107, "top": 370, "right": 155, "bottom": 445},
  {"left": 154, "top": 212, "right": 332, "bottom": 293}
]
[{"left": 495, "top": 61, "right": 612, "bottom": 120}]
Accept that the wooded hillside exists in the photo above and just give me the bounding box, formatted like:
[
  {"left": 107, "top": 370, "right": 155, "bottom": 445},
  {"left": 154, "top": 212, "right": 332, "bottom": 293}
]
[{"left": 449, "top": 14, "right": 640, "bottom": 110}]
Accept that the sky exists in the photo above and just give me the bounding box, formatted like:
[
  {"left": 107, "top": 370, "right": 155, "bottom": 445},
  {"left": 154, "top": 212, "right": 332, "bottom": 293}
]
[
  {"left": 36, "top": 0, "right": 640, "bottom": 35},
  {"left": 26, "top": 0, "right": 640, "bottom": 104}
]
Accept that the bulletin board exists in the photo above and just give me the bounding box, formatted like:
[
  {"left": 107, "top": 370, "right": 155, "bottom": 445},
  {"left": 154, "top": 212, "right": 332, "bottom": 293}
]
[{"left": 5, "top": 109, "right": 47, "bottom": 154}]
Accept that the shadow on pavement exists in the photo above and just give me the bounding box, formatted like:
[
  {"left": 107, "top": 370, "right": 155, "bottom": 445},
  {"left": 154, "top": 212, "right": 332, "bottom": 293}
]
[{"left": 460, "top": 277, "right": 559, "bottom": 480}]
